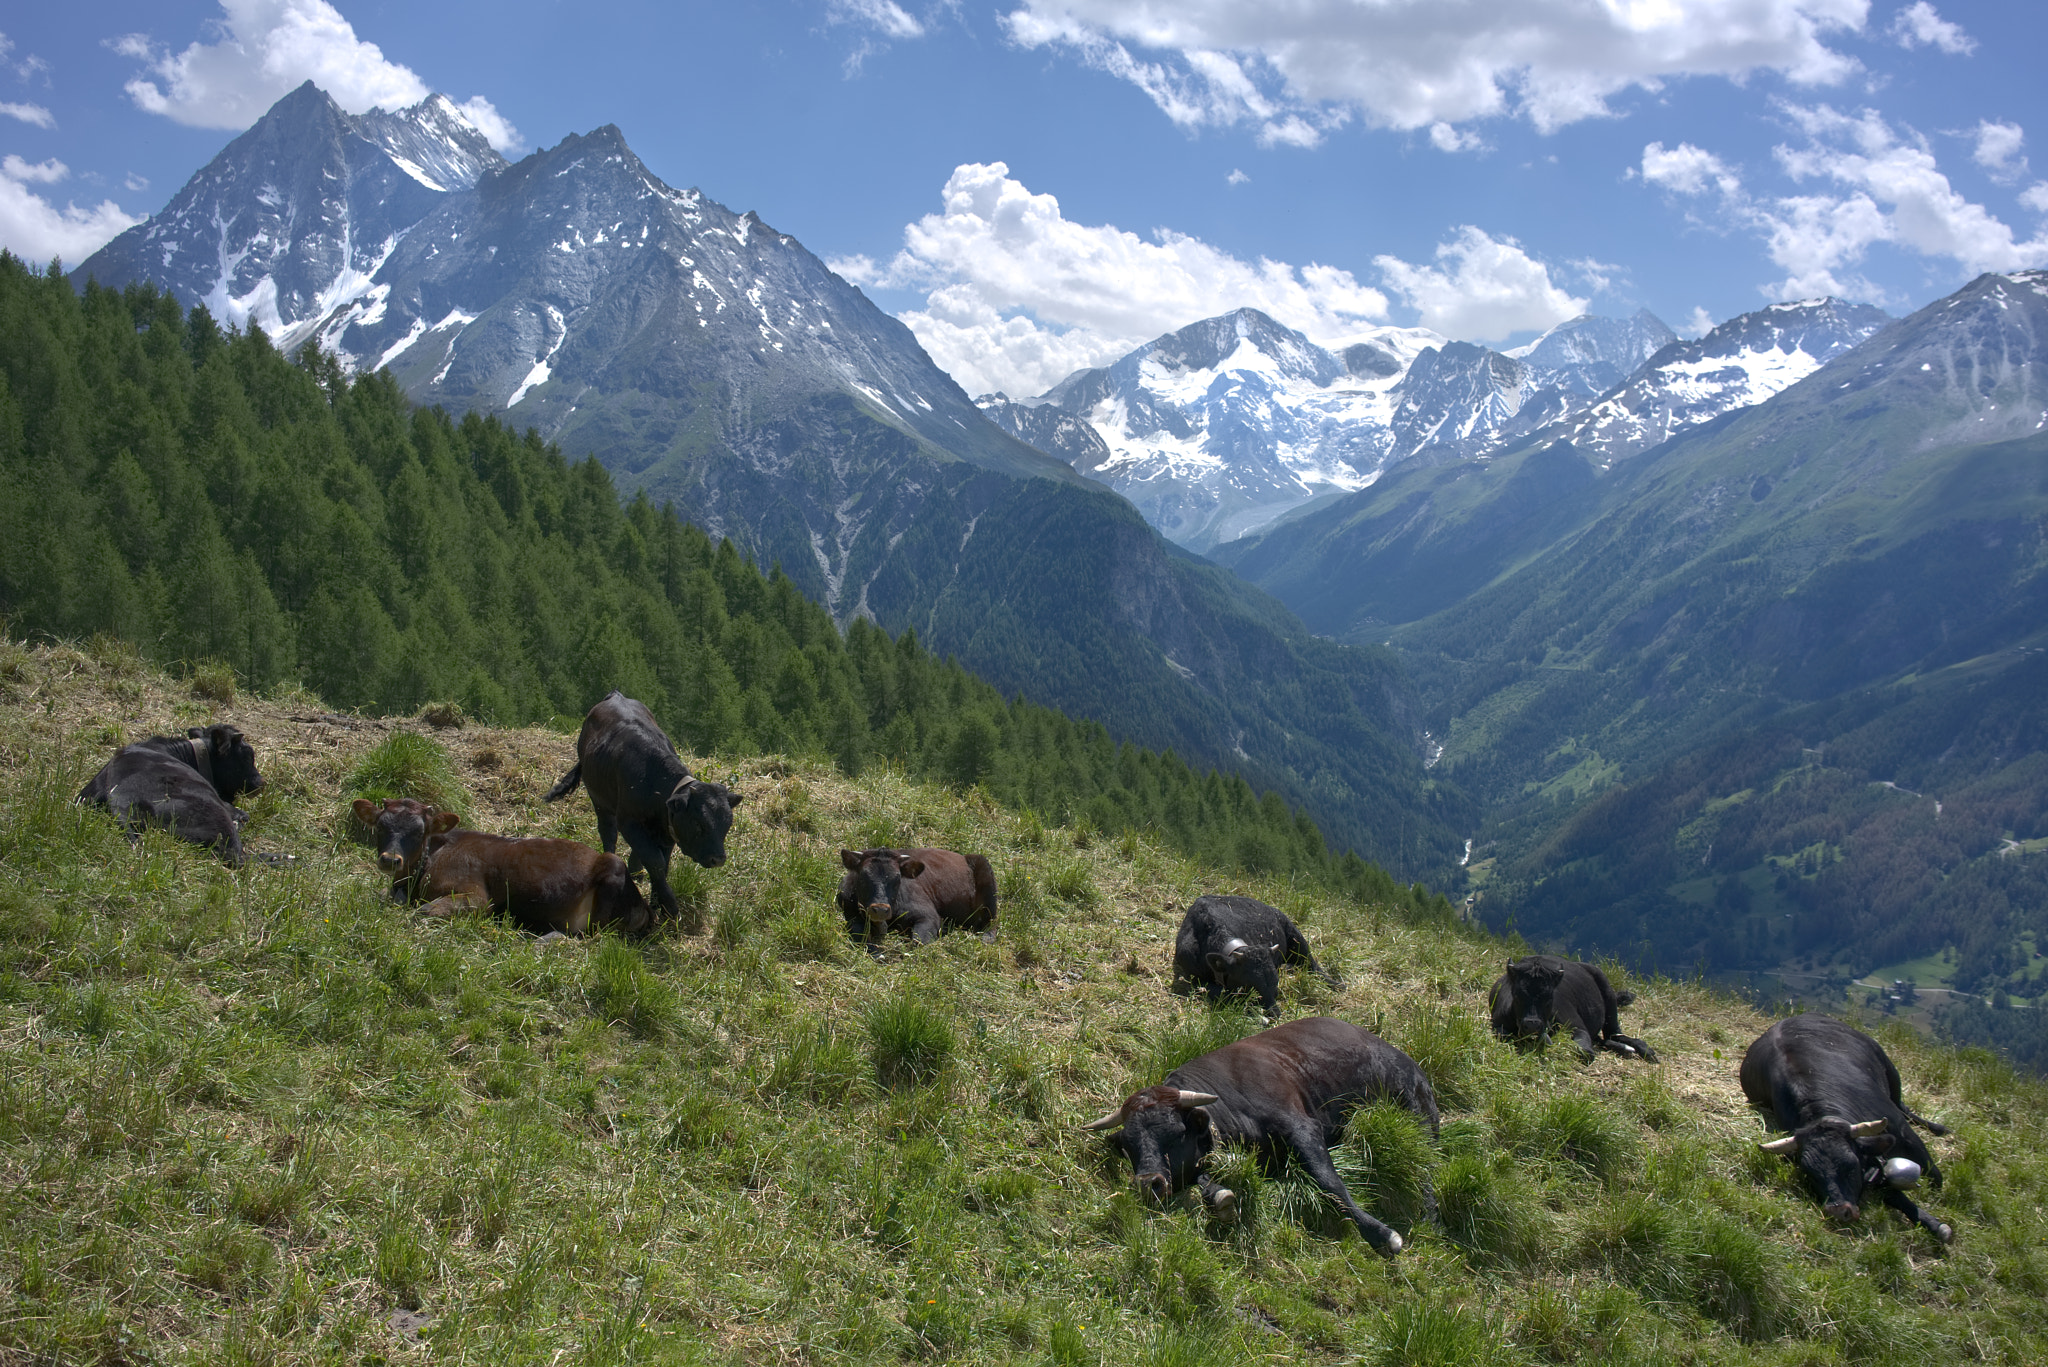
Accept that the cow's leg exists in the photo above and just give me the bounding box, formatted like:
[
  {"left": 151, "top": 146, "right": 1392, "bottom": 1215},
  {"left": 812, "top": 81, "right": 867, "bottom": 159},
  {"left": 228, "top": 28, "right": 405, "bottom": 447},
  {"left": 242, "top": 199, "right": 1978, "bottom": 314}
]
[
  {"left": 1195, "top": 1173, "right": 1238, "bottom": 1219},
  {"left": 1603, "top": 1033, "right": 1658, "bottom": 1063},
  {"left": 417, "top": 891, "right": 486, "bottom": 920},
  {"left": 1280, "top": 1123, "right": 1404, "bottom": 1256},
  {"left": 1882, "top": 1188, "right": 1953, "bottom": 1244},
  {"left": 595, "top": 808, "right": 621, "bottom": 858},
  {"left": 906, "top": 909, "right": 941, "bottom": 946},
  {"left": 1567, "top": 1026, "right": 1597, "bottom": 1063},
  {"left": 622, "top": 821, "right": 680, "bottom": 923}
]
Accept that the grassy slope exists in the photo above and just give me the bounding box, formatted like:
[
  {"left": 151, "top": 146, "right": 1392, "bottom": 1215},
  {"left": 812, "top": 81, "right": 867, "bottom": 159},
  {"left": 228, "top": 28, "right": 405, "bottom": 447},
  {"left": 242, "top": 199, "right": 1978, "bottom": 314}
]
[{"left": 2, "top": 638, "right": 2045, "bottom": 1366}]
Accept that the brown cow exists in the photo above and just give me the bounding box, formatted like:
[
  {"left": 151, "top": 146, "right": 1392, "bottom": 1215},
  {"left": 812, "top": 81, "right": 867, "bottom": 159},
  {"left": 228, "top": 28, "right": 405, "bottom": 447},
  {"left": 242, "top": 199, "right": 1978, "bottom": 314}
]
[
  {"left": 353, "top": 798, "right": 652, "bottom": 939},
  {"left": 836, "top": 847, "right": 997, "bottom": 953}
]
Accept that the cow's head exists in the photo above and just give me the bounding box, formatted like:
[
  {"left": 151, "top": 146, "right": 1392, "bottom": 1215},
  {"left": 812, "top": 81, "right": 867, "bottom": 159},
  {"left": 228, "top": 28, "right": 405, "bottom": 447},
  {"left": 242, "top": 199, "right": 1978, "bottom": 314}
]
[
  {"left": 1504, "top": 957, "right": 1566, "bottom": 1039},
  {"left": 352, "top": 798, "right": 458, "bottom": 891},
  {"left": 192, "top": 724, "right": 265, "bottom": 800},
  {"left": 1759, "top": 1117, "right": 1896, "bottom": 1221},
  {"left": 666, "top": 777, "right": 742, "bottom": 868},
  {"left": 1206, "top": 937, "right": 1282, "bottom": 1014},
  {"left": 839, "top": 849, "right": 925, "bottom": 939},
  {"left": 1082, "top": 1085, "right": 1222, "bottom": 1205}
]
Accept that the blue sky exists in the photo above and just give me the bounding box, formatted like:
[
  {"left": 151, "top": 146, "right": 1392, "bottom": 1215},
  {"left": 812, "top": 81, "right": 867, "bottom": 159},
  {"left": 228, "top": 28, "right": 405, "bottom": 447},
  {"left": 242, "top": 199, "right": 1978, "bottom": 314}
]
[{"left": 3, "top": 0, "right": 2043, "bottom": 396}]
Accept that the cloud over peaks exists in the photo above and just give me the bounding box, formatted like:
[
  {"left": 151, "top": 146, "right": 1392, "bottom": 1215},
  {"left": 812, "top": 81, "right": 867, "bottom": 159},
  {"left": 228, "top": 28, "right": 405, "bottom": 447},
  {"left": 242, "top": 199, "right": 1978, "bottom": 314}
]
[
  {"left": 1003, "top": 0, "right": 1873, "bottom": 143},
  {"left": 0, "top": 156, "right": 144, "bottom": 269},
  {"left": 1374, "top": 227, "right": 1587, "bottom": 342},
  {"left": 835, "top": 161, "right": 1390, "bottom": 397},
  {"left": 116, "top": 1, "right": 523, "bottom": 151}
]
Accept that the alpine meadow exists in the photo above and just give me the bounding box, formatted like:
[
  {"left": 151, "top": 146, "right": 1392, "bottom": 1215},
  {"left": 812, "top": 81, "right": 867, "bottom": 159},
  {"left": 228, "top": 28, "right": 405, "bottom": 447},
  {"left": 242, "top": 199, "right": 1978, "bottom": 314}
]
[{"left": 9, "top": 0, "right": 2048, "bottom": 1357}]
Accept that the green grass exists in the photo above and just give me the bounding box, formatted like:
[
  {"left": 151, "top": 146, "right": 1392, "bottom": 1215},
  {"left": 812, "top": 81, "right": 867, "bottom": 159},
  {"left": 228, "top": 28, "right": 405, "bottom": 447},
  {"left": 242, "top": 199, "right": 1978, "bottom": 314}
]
[{"left": 2, "top": 642, "right": 2046, "bottom": 1364}]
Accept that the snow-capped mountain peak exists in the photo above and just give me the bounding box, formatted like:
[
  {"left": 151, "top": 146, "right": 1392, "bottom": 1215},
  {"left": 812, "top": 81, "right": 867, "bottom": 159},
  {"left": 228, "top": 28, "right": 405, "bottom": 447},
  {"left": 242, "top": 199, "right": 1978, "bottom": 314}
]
[{"left": 1554, "top": 297, "right": 1892, "bottom": 465}]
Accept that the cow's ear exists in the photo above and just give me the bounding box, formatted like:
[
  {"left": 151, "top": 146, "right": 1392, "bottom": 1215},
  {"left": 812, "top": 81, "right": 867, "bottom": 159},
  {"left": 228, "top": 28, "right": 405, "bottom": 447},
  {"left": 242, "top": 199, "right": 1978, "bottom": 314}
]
[
  {"left": 899, "top": 858, "right": 925, "bottom": 879},
  {"left": 352, "top": 798, "right": 377, "bottom": 824},
  {"left": 728, "top": 790, "right": 744, "bottom": 808},
  {"left": 428, "top": 811, "right": 460, "bottom": 834},
  {"left": 1206, "top": 952, "right": 1230, "bottom": 976},
  {"left": 840, "top": 849, "right": 863, "bottom": 871},
  {"left": 1858, "top": 1134, "right": 1897, "bottom": 1156}
]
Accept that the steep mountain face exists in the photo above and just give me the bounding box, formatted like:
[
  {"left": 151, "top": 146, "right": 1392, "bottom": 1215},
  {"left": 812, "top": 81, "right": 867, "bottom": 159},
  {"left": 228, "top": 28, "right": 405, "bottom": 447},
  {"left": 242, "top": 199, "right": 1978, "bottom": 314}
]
[
  {"left": 982, "top": 307, "right": 1693, "bottom": 553},
  {"left": 1508, "top": 310, "right": 1678, "bottom": 397},
  {"left": 74, "top": 82, "right": 1472, "bottom": 880},
  {"left": 77, "top": 82, "right": 503, "bottom": 351},
  {"left": 1231, "top": 270, "right": 2048, "bottom": 974},
  {"left": 1553, "top": 298, "right": 1893, "bottom": 465}
]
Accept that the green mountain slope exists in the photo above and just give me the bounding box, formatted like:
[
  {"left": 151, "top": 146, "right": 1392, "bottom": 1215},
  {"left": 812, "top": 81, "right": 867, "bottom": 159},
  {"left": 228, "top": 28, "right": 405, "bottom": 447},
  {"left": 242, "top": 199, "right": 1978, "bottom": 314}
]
[
  {"left": 1217, "top": 271, "right": 2048, "bottom": 981},
  {"left": 4, "top": 642, "right": 2044, "bottom": 1365}
]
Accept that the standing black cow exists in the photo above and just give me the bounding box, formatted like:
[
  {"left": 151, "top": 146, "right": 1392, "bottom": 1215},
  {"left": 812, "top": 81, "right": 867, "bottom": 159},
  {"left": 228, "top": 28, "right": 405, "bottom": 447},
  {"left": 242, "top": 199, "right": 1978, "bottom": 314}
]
[
  {"left": 78, "top": 724, "right": 266, "bottom": 865},
  {"left": 545, "top": 692, "right": 743, "bottom": 928},
  {"left": 1489, "top": 954, "right": 1657, "bottom": 1063},
  {"left": 1172, "top": 894, "right": 1339, "bottom": 1015},
  {"left": 1740, "top": 1014, "right": 1951, "bottom": 1242},
  {"left": 1083, "top": 1016, "right": 1439, "bottom": 1257}
]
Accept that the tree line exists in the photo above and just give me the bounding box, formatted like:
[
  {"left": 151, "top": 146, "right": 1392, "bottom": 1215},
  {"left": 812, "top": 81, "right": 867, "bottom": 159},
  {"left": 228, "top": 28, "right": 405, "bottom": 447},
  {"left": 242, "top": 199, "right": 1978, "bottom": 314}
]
[{"left": 0, "top": 254, "right": 1447, "bottom": 914}]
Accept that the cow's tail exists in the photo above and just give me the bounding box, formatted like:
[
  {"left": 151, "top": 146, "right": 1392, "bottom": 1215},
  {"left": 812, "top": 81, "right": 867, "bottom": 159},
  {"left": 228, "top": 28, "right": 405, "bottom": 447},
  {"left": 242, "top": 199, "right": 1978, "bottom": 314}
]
[
  {"left": 543, "top": 763, "right": 582, "bottom": 804},
  {"left": 1905, "top": 1107, "right": 1950, "bottom": 1136}
]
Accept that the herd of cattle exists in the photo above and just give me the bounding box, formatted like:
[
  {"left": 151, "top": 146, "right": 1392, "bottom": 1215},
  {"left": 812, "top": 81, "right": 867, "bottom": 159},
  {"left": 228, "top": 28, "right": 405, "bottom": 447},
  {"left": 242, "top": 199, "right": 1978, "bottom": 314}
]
[{"left": 76, "top": 690, "right": 1955, "bottom": 1254}]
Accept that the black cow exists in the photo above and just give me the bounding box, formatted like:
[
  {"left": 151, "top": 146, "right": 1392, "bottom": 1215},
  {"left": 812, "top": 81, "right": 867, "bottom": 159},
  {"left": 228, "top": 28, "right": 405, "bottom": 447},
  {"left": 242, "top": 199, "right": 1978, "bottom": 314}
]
[
  {"left": 1489, "top": 954, "right": 1657, "bottom": 1063},
  {"left": 836, "top": 847, "right": 997, "bottom": 952},
  {"left": 1740, "top": 1014, "right": 1951, "bottom": 1242},
  {"left": 545, "top": 692, "right": 743, "bottom": 928},
  {"left": 79, "top": 724, "right": 266, "bottom": 865},
  {"left": 1172, "top": 894, "right": 1339, "bottom": 1015},
  {"left": 1083, "top": 1016, "right": 1439, "bottom": 1257}
]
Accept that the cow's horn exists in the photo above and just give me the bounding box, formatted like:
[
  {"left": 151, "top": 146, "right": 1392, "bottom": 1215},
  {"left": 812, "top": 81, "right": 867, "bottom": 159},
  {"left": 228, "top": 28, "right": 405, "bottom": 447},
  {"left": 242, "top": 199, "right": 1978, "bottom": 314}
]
[
  {"left": 1849, "top": 1119, "right": 1889, "bottom": 1136},
  {"left": 1080, "top": 1106, "right": 1126, "bottom": 1131},
  {"left": 1758, "top": 1136, "right": 1799, "bottom": 1154},
  {"left": 1174, "top": 1091, "right": 1220, "bottom": 1108}
]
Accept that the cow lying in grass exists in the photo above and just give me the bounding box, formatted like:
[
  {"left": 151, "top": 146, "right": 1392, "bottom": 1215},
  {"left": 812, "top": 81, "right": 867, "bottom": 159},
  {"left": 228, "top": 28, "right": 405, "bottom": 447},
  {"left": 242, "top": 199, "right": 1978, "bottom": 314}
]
[
  {"left": 1741, "top": 1013, "right": 1951, "bottom": 1242},
  {"left": 1172, "top": 894, "right": 1340, "bottom": 1015},
  {"left": 80, "top": 724, "right": 266, "bottom": 865},
  {"left": 1084, "top": 1016, "right": 1439, "bottom": 1257},
  {"left": 1489, "top": 954, "right": 1657, "bottom": 1063},
  {"left": 836, "top": 847, "right": 997, "bottom": 953},
  {"left": 353, "top": 798, "right": 652, "bottom": 939}
]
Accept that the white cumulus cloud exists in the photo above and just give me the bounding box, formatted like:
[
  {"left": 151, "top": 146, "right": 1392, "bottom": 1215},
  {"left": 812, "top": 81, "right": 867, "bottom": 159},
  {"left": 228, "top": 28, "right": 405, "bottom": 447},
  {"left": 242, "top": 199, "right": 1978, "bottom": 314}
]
[
  {"left": 1641, "top": 141, "right": 1744, "bottom": 197},
  {"left": 1373, "top": 226, "right": 1588, "bottom": 341},
  {"left": 0, "top": 156, "right": 144, "bottom": 269},
  {"left": 1680, "top": 305, "right": 1716, "bottom": 337},
  {"left": 1889, "top": 1, "right": 1974, "bottom": 54},
  {"left": 832, "top": 160, "right": 1392, "bottom": 397},
  {"left": 116, "top": 0, "right": 522, "bottom": 151},
  {"left": 1972, "top": 120, "right": 2026, "bottom": 182},
  {"left": 1638, "top": 104, "right": 2048, "bottom": 300},
  {"left": 0, "top": 101, "right": 53, "bottom": 129},
  {"left": 1002, "top": 0, "right": 1871, "bottom": 144}
]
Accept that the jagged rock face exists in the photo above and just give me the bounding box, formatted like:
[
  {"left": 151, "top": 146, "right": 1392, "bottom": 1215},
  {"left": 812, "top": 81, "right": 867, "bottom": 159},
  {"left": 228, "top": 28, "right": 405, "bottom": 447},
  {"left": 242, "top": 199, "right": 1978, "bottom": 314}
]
[
  {"left": 76, "top": 82, "right": 503, "bottom": 351},
  {"left": 1387, "top": 342, "right": 1538, "bottom": 464},
  {"left": 1509, "top": 310, "right": 1678, "bottom": 398},
  {"left": 985, "top": 305, "right": 1694, "bottom": 553},
  {"left": 1555, "top": 298, "right": 1893, "bottom": 465},
  {"left": 975, "top": 395, "right": 1114, "bottom": 472},
  {"left": 987, "top": 309, "right": 1453, "bottom": 552}
]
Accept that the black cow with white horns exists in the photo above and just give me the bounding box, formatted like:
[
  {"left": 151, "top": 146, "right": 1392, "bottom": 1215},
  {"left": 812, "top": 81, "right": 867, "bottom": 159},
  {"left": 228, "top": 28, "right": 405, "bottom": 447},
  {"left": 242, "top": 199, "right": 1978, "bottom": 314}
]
[
  {"left": 1172, "top": 894, "right": 1339, "bottom": 1015},
  {"left": 544, "top": 692, "right": 743, "bottom": 929},
  {"left": 1083, "top": 1016, "right": 1439, "bottom": 1257},
  {"left": 1740, "top": 1013, "right": 1952, "bottom": 1243}
]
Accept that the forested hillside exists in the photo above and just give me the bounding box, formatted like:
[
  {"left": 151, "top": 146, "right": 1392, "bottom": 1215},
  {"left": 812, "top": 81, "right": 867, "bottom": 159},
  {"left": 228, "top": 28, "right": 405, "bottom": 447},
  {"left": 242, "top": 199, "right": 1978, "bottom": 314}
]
[{"left": 0, "top": 254, "right": 1398, "bottom": 896}]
